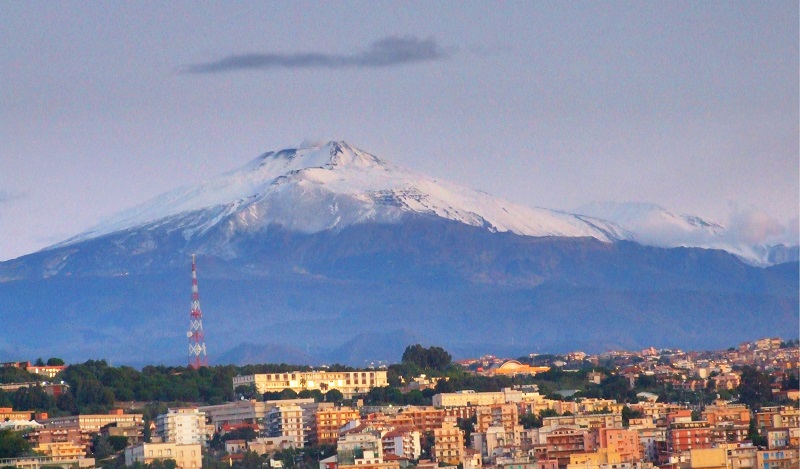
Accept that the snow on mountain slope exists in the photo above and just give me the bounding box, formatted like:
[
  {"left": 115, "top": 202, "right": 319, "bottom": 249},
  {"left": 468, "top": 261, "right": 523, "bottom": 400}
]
[
  {"left": 574, "top": 201, "right": 797, "bottom": 266},
  {"left": 55, "top": 141, "right": 628, "bottom": 249}
]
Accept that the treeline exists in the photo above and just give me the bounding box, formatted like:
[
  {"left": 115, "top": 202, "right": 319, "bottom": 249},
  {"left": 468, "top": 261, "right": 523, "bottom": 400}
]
[{"left": 0, "top": 360, "right": 360, "bottom": 416}]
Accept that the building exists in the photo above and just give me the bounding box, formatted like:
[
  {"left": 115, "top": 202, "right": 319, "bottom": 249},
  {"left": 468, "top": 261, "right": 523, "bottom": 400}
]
[
  {"left": 124, "top": 442, "right": 202, "bottom": 469},
  {"left": 381, "top": 429, "right": 421, "bottom": 460},
  {"left": 25, "top": 426, "right": 92, "bottom": 455},
  {"left": 398, "top": 406, "right": 445, "bottom": 433},
  {"left": 337, "top": 432, "right": 384, "bottom": 465},
  {"left": 667, "top": 421, "right": 712, "bottom": 453},
  {"left": 545, "top": 426, "right": 588, "bottom": 466},
  {"left": 43, "top": 409, "right": 144, "bottom": 433},
  {"left": 0, "top": 407, "right": 34, "bottom": 421},
  {"left": 702, "top": 403, "right": 750, "bottom": 426},
  {"left": 233, "top": 370, "right": 388, "bottom": 398},
  {"left": 755, "top": 448, "right": 799, "bottom": 469},
  {"left": 480, "top": 360, "right": 550, "bottom": 377},
  {"left": 540, "top": 413, "right": 623, "bottom": 430},
  {"left": 155, "top": 408, "right": 207, "bottom": 446},
  {"left": 26, "top": 365, "right": 67, "bottom": 379},
  {"left": 200, "top": 397, "right": 315, "bottom": 431},
  {"left": 31, "top": 441, "right": 85, "bottom": 459},
  {"left": 0, "top": 455, "right": 95, "bottom": 469},
  {"left": 476, "top": 404, "right": 518, "bottom": 434},
  {"left": 433, "top": 389, "right": 511, "bottom": 408},
  {"left": 99, "top": 420, "right": 144, "bottom": 445},
  {"left": 433, "top": 423, "right": 464, "bottom": 466},
  {"left": 596, "top": 428, "right": 640, "bottom": 462},
  {"left": 314, "top": 407, "right": 360, "bottom": 445},
  {"left": 266, "top": 404, "right": 305, "bottom": 448}
]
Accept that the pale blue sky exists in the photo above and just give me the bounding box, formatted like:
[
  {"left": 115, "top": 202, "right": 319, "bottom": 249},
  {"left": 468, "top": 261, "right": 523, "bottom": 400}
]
[{"left": 1, "top": 1, "right": 797, "bottom": 260}]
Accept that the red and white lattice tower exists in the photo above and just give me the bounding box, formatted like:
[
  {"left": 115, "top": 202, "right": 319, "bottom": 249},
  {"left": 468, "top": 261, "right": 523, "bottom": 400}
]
[{"left": 187, "top": 254, "right": 208, "bottom": 368}]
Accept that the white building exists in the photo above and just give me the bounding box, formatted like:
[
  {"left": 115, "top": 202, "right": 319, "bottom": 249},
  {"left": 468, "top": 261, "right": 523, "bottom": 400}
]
[
  {"left": 266, "top": 404, "right": 305, "bottom": 448},
  {"left": 155, "top": 408, "right": 207, "bottom": 446},
  {"left": 124, "top": 442, "right": 201, "bottom": 469}
]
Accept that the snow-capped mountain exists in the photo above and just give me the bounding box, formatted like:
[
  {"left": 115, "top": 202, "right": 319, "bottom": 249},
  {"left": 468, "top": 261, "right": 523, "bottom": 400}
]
[
  {"left": 56, "top": 141, "right": 629, "bottom": 250},
  {"left": 574, "top": 202, "right": 798, "bottom": 266},
  {"left": 1, "top": 141, "right": 796, "bottom": 364}
]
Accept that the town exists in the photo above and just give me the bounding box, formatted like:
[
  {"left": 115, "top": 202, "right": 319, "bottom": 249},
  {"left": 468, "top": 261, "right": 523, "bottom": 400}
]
[{"left": 0, "top": 338, "right": 797, "bottom": 469}]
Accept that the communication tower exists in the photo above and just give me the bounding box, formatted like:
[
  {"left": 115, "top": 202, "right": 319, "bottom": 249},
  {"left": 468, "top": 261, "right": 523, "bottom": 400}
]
[{"left": 187, "top": 254, "right": 208, "bottom": 368}]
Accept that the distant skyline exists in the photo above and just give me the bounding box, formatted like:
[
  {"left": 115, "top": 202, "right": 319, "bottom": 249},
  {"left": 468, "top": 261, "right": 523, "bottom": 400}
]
[{"left": 1, "top": 2, "right": 797, "bottom": 261}]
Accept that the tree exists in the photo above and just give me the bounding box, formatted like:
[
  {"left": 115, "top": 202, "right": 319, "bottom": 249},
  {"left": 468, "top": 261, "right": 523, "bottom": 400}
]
[
  {"left": 747, "top": 419, "right": 767, "bottom": 447},
  {"left": 738, "top": 367, "right": 773, "bottom": 410},
  {"left": 0, "top": 429, "right": 32, "bottom": 458},
  {"left": 621, "top": 406, "right": 643, "bottom": 427},
  {"left": 325, "top": 389, "right": 344, "bottom": 404},
  {"left": 92, "top": 434, "right": 116, "bottom": 459},
  {"left": 456, "top": 416, "right": 476, "bottom": 445},
  {"left": 519, "top": 412, "right": 542, "bottom": 429},
  {"left": 401, "top": 345, "right": 452, "bottom": 372},
  {"left": 46, "top": 358, "right": 65, "bottom": 366}
]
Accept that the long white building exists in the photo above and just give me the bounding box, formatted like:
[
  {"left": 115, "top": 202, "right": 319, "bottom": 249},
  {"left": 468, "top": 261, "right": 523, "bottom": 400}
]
[{"left": 233, "top": 370, "right": 388, "bottom": 398}]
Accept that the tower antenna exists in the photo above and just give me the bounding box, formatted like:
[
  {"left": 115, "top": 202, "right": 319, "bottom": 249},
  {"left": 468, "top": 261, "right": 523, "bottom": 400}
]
[{"left": 187, "top": 254, "right": 208, "bottom": 368}]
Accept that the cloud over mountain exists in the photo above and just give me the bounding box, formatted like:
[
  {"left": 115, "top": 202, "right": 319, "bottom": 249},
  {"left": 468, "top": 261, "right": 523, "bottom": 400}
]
[{"left": 181, "top": 36, "right": 450, "bottom": 74}]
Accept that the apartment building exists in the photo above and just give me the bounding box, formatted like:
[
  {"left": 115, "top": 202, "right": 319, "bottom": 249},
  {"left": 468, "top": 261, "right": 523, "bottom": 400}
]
[
  {"left": 314, "top": 407, "right": 360, "bottom": 445},
  {"left": 381, "top": 429, "right": 421, "bottom": 460},
  {"left": 398, "top": 406, "right": 445, "bottom": 433},
  {"left": 433, "top": 423, "right": 464, "bottom": 466},
  {"left": 266, "top": 404, "right": 305, "bottom": 448},
  {"left": 155, "top": 408, "right": 207, "bottom": 446},
  {"left": 596, "top": 428, "right": 641, "bottom": 462},
  {"left": 667, "top": 421, "right": 712, "bottom": 453}
]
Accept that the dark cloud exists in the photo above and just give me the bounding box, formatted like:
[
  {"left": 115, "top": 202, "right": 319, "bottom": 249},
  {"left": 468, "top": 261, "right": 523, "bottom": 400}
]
[{"left": 180, "top": 36, "right": 451, "bottom": 74}]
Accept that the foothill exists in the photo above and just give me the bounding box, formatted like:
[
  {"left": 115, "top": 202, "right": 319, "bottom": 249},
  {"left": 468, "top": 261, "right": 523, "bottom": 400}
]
[{"left": 0, "top": 339, "right": 797, "bottom": 469}]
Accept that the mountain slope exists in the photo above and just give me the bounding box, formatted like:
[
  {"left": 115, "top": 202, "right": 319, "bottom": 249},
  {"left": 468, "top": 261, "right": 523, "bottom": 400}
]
[{"left": 574, "top": 201, "right": 798, "bottom": 266}]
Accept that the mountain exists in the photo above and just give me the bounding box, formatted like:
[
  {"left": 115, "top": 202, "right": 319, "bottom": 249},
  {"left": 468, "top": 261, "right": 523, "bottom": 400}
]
[
  {"left": 49, "top": 141, "right": 626, "bottom": 255},
  {"left": 0, "top": 141, "right": 796, "bottom": 365},
  {"left": 574, "top": 201, "right": 798, "bottom": 266}
]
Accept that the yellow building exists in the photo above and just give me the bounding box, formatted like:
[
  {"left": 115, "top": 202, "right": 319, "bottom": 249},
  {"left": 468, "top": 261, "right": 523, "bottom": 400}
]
[
  {"left": 433, "top": 423, "right": 464, "bottom": 466},
  {"left": 689, "top": 448, "right": 727, "bottom": 469},
  {"left": 233, "top": 370, "right": 387, "bottom": 398},
  {"left": 0, "top": 407, "right": 34, "bottom": 421},
  {"left": 33, "top": 441, "right": 85, "bottom": 458},
  {"left": 567, "top": 449, "right": 622, "bottom": 469},
  {"left": 481, "top": 360, "right": 550, "bottom": 377},
  {"left": 124, "top": 442, "right": 202, "bottom": 469}
]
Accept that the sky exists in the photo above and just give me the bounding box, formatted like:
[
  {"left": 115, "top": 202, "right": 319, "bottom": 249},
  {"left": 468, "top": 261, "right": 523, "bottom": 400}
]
[{"left": 1, "top": 1, "right": 797, "bottom": 261}]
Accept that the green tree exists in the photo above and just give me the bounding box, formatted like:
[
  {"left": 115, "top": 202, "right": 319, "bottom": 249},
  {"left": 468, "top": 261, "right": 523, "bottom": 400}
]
[
  {"left": 747, "top": 419, "right": 767, "bottom": 447},
  {"left": 519, "top": 412, "right": 542, "bottom": 429},
  {"left": 46, "top": 358, "right": 65, "bottom": 366},
  {"left": 738, "top": 367, "right": 773, "bottom": 410},
  {"left": 0, "top": 429, "right": 32, "bottom": 458},
  {"left": 325, "top": 389, "right": 344, "bottom": 404},
  {"left": 401, "top": 345, "right": 452, "bottom": 372},
  {"left": 621, "top": 406, "right": 643, "bottom": 427}
]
